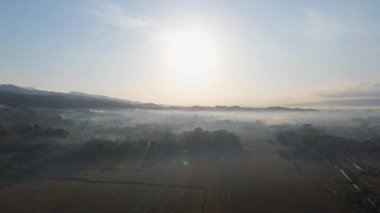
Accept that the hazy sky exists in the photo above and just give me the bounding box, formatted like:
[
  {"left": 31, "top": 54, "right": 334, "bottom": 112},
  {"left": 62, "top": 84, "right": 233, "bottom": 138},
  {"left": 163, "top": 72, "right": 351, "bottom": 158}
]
[{"left": 1, "top": 0, "right": 380, "bottom": 106}]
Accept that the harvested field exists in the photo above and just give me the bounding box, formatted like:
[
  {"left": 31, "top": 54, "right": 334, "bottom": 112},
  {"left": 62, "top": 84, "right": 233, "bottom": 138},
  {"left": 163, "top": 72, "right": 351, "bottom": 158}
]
[{"left": 0, "top": 138, "right": 357, "bottom": 213}]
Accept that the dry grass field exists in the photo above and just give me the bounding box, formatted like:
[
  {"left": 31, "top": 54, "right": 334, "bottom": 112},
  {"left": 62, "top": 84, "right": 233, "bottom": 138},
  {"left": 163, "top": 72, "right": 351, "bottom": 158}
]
[{"left": 0, "top": 132, "right": 358, "bottom": 213}]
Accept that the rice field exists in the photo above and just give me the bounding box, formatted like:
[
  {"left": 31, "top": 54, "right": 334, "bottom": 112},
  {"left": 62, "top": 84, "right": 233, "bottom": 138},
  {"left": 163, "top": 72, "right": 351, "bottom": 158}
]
[{"left": 0, "top": 136, "right": 358, "bottom": 213}]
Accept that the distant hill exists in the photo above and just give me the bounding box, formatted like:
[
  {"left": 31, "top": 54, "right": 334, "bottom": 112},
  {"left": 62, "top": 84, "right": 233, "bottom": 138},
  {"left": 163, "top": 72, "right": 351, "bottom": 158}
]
[
  {"left": 294, "top": 98, "right": 380, "bottom": 107},
  {"left": 67, "top": 91, "right": 140, "bottom": 105},
  {"left": 0, "top": 84, "right": 54, "bottom": 96},
  {"left": 167, "top": 105, "right": 316, "bottom": 112},
  {"left": 0, "top": 84, "right": 158, "bottom": 109},
  {"left": 0, "top": 84, "right": 316, "bottom": 111}
]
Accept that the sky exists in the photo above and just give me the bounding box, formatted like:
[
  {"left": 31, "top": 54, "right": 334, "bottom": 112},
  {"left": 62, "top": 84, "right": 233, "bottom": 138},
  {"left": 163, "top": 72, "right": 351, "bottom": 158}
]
[{"left": 1, "top": 0, "right": 380, "bottom": 106}]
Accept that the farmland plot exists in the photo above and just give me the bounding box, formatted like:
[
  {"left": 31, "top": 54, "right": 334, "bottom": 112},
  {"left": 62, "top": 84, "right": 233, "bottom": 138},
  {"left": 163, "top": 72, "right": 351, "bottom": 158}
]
[{"left": 0, "top": 139, "right": 357, "bottom": 213}]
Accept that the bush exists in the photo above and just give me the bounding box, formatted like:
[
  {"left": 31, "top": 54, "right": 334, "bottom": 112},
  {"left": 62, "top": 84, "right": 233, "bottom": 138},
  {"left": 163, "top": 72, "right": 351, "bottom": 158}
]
[
  {"left": 181, "top": 128, "right": 241, "bottom": 153},
  {"left": 68, "top": 128, "right": 241, "bottom": 161}
]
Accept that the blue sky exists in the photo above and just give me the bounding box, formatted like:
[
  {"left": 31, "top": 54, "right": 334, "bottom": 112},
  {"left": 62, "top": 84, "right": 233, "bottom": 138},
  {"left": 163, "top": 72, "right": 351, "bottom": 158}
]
[{"left": 1, "top": 0, "right": 380, "bottom": 106}]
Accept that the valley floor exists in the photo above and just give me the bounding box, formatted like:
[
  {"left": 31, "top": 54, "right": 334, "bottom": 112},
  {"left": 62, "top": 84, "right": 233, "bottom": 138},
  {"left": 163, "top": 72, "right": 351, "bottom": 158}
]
[{"left": 0, "top": 135, "right": 358, "bottom": 213}]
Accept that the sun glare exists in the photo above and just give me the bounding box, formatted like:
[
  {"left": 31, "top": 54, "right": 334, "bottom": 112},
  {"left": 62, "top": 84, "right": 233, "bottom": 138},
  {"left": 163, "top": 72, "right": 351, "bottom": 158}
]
[{"left": 166, "top": 30, "right": 217, "bottom": 83}]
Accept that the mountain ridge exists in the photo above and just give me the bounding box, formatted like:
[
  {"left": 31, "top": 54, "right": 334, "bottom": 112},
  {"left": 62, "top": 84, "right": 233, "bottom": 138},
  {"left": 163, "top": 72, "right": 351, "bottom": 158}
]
[{"left": 0, "top": 84, "right": 316, "bottom": 112}]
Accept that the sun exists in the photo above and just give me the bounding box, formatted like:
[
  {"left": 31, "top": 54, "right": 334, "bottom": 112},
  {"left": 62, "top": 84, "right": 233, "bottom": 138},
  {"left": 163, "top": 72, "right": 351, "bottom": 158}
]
[{"left": 165, "top": 29, "right": 217, "bottom": 83}]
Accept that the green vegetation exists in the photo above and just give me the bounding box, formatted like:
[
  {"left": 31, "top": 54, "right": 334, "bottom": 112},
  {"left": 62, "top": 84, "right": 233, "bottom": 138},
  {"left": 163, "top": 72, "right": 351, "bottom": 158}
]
[
  {"left": 74, "top": 128, "right": 241, "bottom": 161},
  {"left": 0, "top": 124, "right": 69, "bottom": 138},
  {"left": 182, "top": 127, "right": 241, "bottom": 153},
  {"left": 0, "top": 125, "right": 241, "bottom": 178},
  {"left": 274, "top": 125, "right": 380, "bottom": 159},
  {"left": 274, "top": 125, "right": 380, "bottom": 212}
]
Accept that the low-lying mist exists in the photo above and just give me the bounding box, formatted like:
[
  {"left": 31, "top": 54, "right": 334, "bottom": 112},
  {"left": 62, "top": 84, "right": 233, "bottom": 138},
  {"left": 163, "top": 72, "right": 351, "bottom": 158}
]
[{"left": 2, "top": 107, "right": 380, "bottom": 211}]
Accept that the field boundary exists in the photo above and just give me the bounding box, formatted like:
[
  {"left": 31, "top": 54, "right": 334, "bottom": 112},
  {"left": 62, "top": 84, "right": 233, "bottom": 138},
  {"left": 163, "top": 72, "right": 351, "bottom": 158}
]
[{"left": 33, "top": 177, "right": 206, "bottom": 190}]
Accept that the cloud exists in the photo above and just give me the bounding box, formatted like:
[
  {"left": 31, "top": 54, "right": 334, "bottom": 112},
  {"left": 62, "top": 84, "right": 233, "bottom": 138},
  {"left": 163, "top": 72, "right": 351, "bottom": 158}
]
[
  {"left": 314, "top": 82, "right": 380, "bottom": 99},
  {"left": 86, "top": 1, "right": 155, "bottom": 35}
]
